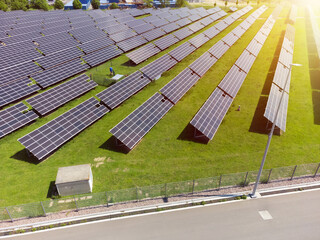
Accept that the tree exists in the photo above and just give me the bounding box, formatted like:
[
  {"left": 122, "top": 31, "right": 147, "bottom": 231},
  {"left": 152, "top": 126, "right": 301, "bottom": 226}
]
[
  {"left": 143, "top": 0, "right": 153, "bottom": 8},
  {"left": 11, "top": 0, "right": 29, "bottom": 10},
  {"left": 54, "top": 0, "right": 64, "bottom": 9},
  {"left": 0, "top": 0, "right": 8, "bottom": 11},
  {"left": 110, "top": 2, "right": 118, "bottom": 9},
  {"left": 257, "top": 0, "right": 260, "bottom": 5},
  {"left": 32, "top": 0, "right": 49, "bottom": 10},
  {"left": 213, "top": 1, "right": 216, "bottom": 7},
  {"left": 236, "top": 0, "right": 238, "bottom": 6},
  {"left": 73, "top": 0, "right": 82, "bottom": 9},
  {"left": 224, "top": 0, "right": 227, "bottom": 8},
  {"left": 91, "top": 0, "right": 99, "bottom": 9},
  {"left": 176, "top": 0, "right": 185, "bottom": 7},
  {"left": 247, "top": 0, "right": 249, "bottom": 5}
]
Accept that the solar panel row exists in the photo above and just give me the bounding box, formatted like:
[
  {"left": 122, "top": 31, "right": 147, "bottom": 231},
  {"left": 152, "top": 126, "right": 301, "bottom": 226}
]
[
  {"left": 0, "top": 103, "right": 39, "bottom": 139},
  {"left": 26, "top": 74, "right": 97, "bottom": 116},
  {"left": 19, "top": 97, "right": 109, "bottom": 160},
  {"left": 109, "top": 6, "right": 255, "bottom": 150},
  {"left": 189, "top": 5, "right": 271, "bottom": 141},
  {"left": 264, "top": 11, "right": 295, "bottom": 132}
]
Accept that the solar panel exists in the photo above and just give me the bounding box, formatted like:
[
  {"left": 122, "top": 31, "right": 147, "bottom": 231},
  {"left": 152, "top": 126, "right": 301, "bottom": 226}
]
[
  {"left": 131, "top": 23, "right": 155, "bottom": 34},
  {"left": 143, "top": 15, "right": 161, "bottom": 23},
  {"left": 103, "top": 24, "right": 129, "bottom": 35},
  {"left": 26, "top": 74, "right": 97, "bottom": 116},
  {"left": 278, "top": 48, "right": 293, "bottom": 69},
  {"left": 109, "top": 92, "right": 174, "bottom": 150},
  {"left": 264, "top": 84, "right": 289, "bottom": 132},
  {"left": 254, "top": 31, "right": 268, "bottom": 45},
  {"left": 246, "top": 38, "right": 263, "bottom": 57},
  {"left": 73, "top": 30, "right": 108, "bottom": 44},
  {"left": 35, "top": 32, "right": 73, "bottom": 46},
  {"left": 116, "top": 15, "right": 136, "bottom": 24},
  {"left": 117, "top": 35, "right": 148, "bottom": 52},
  {"left": 188, "top": 14, "right": 201, "bottom": 22},
  {"left": 80, "top": 37, "right": 115, "bottom": 54},
  {"left": 214, "top": 21, "right": 229, "bottom": 31},
  {"left": 141, "top": 28, "right": 165, "bottom": 42},
  {"left": 109, "top": 29, "right": 137, "bottom": 43},
  {"left": 282, "top": 37, "right": 294, "bottom": 54},
  {"left": 140, "top": 54, "right": 178, "bottom": 80},
  {"left": 96, "top": 71, "right": 151, "bottom": 109},
  {"left": 189, "top": 52, "right": 218, "bottom": 77},
  {"left": 202, "top": 26, "right": 220, "bottom": 39},
  {"left": 82, "top": 45, "right": 123, "bottom": 68},
  {"left": 0, "top": 103, "right": 39, "bottom": 139},
  {"left": 168, "top": 42, "right": 196, "bottom": 62},
  {"left": 125, "top": 19, "right": 146, "bottom": 28},
  {"left": 153, "top": 34, "right": 179, "bottom": 50},
  {"left": 231, "top": 25, "right": 246, "bottom": 38},
  {"left": 126, "top": 43, "right": 161, "bottom": 65},
  {"left": 150, "top": 18, "right": 169, "bottom": 28},
  {"left": 190, "top": 87, "right": 233, "bottom": 140},
  {"left": 188, "top": 22, "right": 205, "bottom": 32},
  {"left": 260, "top": 23, "right": 272, "bottom": 37},
  {"left": 199, "top": 16, "right": 214, "bottom": 26},
  {"left": 234, "top": 50, "right": 256, "bottom": 74},
  {"left": 172, "top": 27, "right": 194, "bottom": 40},
  {"left": 175, "top": 18, "right": 192, "bottom": 27},
  {"left": 18, "top": 97, "right": 109, "bottom": 160},
  {"left": 188, "top": 33, "right": 210, "bottom": 48},
  {"left": 207, "top": 7, "right": 221, "bottom": 14},
  {"left": 32, "top": 59, "right": 89, "bottom": 88},
  {"left": 223, "top": 16, "right": 235, "bottom": 25},
  {"left": 208, "top": 40, "right": 230, "bottom": 59},
  {"left": 0, "top": 61, "right": 42, "bottom": 85},
  {"left": 160, "top": 68, "right": 200, "bottom": 104},
  {"left": 36, "top": 47, "right": 83, "bottom": 70},
  {"left": 160, "top": 22, "right": 180, "bottom": 34},
  {"left": 273, "top": 62, "right": 290, "bottom": 93},
  {"left": 165, "top": 15, "right": 181, "bottom": 23},
  {"left": 37, "top": 37, "right": 79, "bottom": 55},
  {"left": 0, "top": 78, "right": 40, "bottom": 108}
]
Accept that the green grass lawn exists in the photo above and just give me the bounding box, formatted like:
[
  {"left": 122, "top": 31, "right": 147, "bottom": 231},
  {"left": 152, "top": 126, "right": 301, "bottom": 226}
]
[{"left": 0, "top": 4, "right": 319, "bottom": 207}]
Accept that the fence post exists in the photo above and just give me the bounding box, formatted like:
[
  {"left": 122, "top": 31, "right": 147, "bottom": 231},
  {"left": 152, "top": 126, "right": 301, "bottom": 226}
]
[
  {"left": 314, "top": 163, "right": 320, "bottom": 177},
  {"left": 136, "top": 187, "right": 139, "bottom": 201},
  {"left": 74, "top": 197, "right": 78, "bottom": 212},
  {"left": 5, "top": 207, "right": 13, "bottom": 222},
  {"left": 40, "top": 201, "right": 46, "bottom": 217},
  {"left": 219, "top": 175, "right": 222, "bottom": 189},
  {"left": 105, "top": 192, "right": 109, "bottom": 207},
  {"left": 291, "top": 165, "right": 297, "bottom": 180},
  {"left": 165, "top": 183, "right": 167, "bottom": 198},
  {"left": 192, "top": 180, "right": 195, "bottom": 194},
  {"left": 243, "top": 172, "right": 249, "bottom": 186},
  {"left": 267, "top": 168, "right": 272, "bottom": 183}
]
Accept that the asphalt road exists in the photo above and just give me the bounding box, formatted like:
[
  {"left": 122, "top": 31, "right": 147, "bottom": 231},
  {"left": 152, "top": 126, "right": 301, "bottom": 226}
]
[{"left": 9, "top": 190, "right": 320, "bottom": 240}]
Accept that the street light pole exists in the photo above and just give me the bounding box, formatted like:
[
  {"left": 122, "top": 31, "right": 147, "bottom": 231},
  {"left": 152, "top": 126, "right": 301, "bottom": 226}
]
[{"left": 251, "top": 63, "right": 301, "bottom": 198}]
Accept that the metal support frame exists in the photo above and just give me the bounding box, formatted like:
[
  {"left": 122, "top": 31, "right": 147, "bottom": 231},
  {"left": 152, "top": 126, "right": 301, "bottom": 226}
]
[
  {"left": 314, "top": 163, "right": 320, "bottom": 177},
  {"left": 219, "top": 175, "right": 222, "bottom": 189},
  {"left": 192, "top": 180, "right": 195, "bottom": 194},
  {"left": 136, "top": 187, "right": 139, "bottom": 201},
  {"left": 105, "top": 192, "right": 109, "bottom": 207},
  {"left": 243, "top": 172, "right": 249, "bottom": 186}
]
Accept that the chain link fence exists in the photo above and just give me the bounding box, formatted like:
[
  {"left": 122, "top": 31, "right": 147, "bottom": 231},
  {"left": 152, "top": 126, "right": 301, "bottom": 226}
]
[{"left": 1, "top": 162, "right": 320, "bottom": 222}]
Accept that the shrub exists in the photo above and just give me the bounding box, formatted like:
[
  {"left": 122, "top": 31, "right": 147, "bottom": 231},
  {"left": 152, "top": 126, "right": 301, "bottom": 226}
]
[
  {"left": 33, "top": 0, "right": 49, "bottom": 10},
  {"left": 224, "top": 0, "right": 227, "bottom": 7},
  {"left": 0, "top": 1, "right": 8, "bottom": 11},
  {"left": 91, "top": 0, "right": 99, "bottom": 9},
  {"left": 11, "top": 0, "right": 28, "bottom": 10},
  {"left": 176, "top": 0, "right": 186, "bottom": 7},
  {"left": 110, "top": 2, "right": 118, "bottom": 9},
  {"left": 240, "top": 194, "right": 247, "bottom": 199},
  {"left": 214, "top": 2, "right": 216, "bottom": 7},
  {"left": 73, "top": 0, "right": 82, "bottom": 9},
  {"left": 54, "top": 0, "right": 64, "bottom": 9}
]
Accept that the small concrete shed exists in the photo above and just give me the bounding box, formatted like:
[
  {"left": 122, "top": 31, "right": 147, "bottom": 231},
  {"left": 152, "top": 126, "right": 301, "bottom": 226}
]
[{"left": 55, "top": 164, "right": 93, "bottom": 196}]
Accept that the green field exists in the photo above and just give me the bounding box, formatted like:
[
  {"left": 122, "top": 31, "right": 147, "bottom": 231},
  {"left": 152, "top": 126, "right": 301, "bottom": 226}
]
[{"left": 0, "top": 3, "right": 319, "bottom": 207}]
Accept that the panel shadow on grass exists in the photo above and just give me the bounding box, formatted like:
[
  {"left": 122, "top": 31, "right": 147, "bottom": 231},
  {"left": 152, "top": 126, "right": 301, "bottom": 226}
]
[
  {"left": 10, "top": 149, "right": 39, "bottom": 165},
  {"left": 121, "top": 60, "right": 135, "bottom": 67},
  {"left": 312, "top": 91, "right": 320, "bottom": 125},
  {"left": 249, "top": 95, "right": 269, "bottom": 134},
  {"left": 178, "top": 124, "right": 209, "bottom": 144},
  {"left": 99, "top": 136, "right": 130, "bottom": 154},
  {"left": 310, "top": 70, "right": 320, "bottom": 90}
]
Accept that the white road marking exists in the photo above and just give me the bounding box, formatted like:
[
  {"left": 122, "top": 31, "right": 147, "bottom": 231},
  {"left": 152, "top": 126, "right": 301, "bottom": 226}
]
[{"left": 259, "top": 210, "right": 273, "bottom": 220}]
